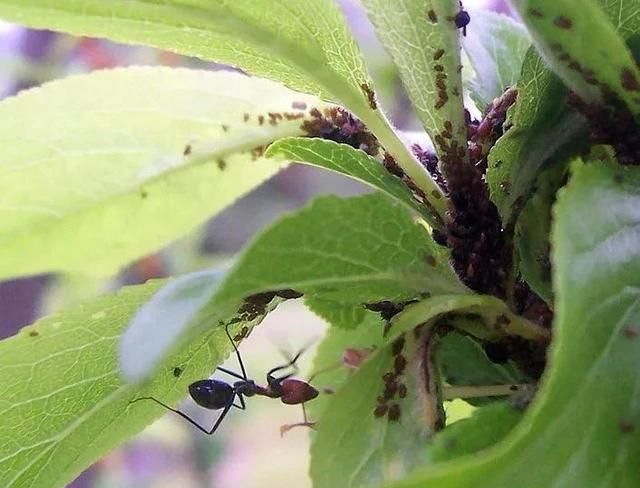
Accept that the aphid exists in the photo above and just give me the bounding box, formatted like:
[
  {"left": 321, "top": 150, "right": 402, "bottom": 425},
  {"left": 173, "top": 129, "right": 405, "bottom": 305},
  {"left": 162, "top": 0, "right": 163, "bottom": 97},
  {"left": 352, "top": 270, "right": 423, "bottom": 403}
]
[
  {"left": 391, "top": 336, "right": 405, "bottom": 356},
  {"left": 274, "top": 289, "right": 304, "bottom": 299},
  {"left": 394, "top": 355, "right": 407, "bottom": 375},
  {"left": 173, "top": 366, "right": 183, "bottom": 378},
  {"left": 233, "top": 326, "right": 249, "bottom": 342},
  {"left": 130, "top": 324, "right": 319, "bottom": 436},
  {"left": 360, "top": 82, "right": 377, "bottom": 110},
  {"left": 374, "top": 404, "right": 389, "bottom": 418},
  {"left": 387, "top": 403, "right": 401, "bottom": 421},
  {"left": 183, "top": 144, "right": 192, "bottom": 156}
]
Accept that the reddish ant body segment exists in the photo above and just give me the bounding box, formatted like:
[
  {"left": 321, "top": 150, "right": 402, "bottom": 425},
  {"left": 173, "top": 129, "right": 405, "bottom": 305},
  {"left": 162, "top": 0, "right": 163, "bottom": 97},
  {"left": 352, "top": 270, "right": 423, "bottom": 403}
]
[{"left": 131, "top": 324, "right": 318, "bottom": 436}]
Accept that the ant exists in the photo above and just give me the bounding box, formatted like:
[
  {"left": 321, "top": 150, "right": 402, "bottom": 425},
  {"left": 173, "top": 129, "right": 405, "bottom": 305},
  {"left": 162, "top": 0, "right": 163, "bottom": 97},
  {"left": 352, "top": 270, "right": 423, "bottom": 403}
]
[
  {"left": 452, "top": 1, "right": 470, "bottom": 36},
  {"left": 131, "top": 323, "right": 319, "bottom": 435}
]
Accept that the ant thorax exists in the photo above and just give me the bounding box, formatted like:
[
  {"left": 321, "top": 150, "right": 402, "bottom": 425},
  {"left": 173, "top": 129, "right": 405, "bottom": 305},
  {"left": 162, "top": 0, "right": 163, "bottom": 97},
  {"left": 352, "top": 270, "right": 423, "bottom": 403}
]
[{"left": 234, "top": 379, "right": 258, "bottom": 397}]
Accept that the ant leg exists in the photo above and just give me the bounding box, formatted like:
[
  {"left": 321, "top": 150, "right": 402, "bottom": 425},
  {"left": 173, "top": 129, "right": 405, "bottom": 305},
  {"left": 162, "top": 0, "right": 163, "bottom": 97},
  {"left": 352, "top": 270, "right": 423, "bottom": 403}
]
[
  {"left": 267, "top": 348, "right": 305, "bottom": 382},
  {"left": 130, "top": 395, "right": 235, "bottom": 436},
  {"left": 216, "top": 366, "right": 246, "bottom": 381},
  {"left": 224, "top": 323, "right": 249, "bottom": 380},
  {"left": 233, "top": 393, "right": 246, "bottom": 410},
  {"left": 279, "top": 403, "right": 317, "bottom": 437}
]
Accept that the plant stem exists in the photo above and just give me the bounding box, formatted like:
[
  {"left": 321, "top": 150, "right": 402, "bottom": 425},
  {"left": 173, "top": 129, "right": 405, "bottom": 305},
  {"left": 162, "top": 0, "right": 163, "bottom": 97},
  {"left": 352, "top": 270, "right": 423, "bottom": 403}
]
[{"left": 362, "top": 110, "right": 449, "bottom": 226}]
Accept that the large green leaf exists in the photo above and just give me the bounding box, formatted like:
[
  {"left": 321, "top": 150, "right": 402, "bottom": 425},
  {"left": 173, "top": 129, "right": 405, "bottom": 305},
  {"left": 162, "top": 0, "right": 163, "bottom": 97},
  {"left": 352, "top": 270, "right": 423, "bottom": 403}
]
[
  {"left": 0, "top": 281, "right": 239, "bottom": 488},
  {"left": 0, "top": 0, "right": 441, "bottom": 221},
  {"left": 266, "top": 137, "right": 443, "bottom": 222},
  {"left": 512, "top": 0, "right": 640, "bottom": 116},
  {"left": 0, "top": 67, "right": 329, "bottom": 279},
  {"left": 311, "top": 329, "right": 442, "bottom": 488},
  {"left": 388, "top": 162, "right": 640, "bottom": 487},
  {"left": 362, "top": 0, "right": 468, "bottom": 166},
  {"left": 462, "top": 9, "right": 531, "bottom": 109},
  {"left": 0, "top": 0, "right": 365, "bottom": 106},
  {"left": 121, "top": 192, "right": 468, "bottom": 382}
]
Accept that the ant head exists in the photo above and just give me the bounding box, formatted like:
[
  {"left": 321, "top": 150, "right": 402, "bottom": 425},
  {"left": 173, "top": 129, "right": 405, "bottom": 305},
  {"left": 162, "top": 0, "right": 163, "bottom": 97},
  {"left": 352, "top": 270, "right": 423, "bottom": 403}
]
[{"left": 279, "top": 379, "right": 319, "bottom": 405}]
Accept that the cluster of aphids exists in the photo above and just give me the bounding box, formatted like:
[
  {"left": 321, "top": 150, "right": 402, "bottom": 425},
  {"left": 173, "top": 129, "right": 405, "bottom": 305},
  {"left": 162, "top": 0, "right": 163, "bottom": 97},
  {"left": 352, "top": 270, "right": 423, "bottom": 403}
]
[
  {"left": 231, "top": 289, "right": 303, "bottom": 324},
  {"left": 526, "top": 7, "right": 640, "bottom": 165},
  {"left": 373, "top": 335, "right": 408, "bottom": 422},
  {"left": 364, "top": 299, "right": 418, "bottom": 336},
  {"left": 302, "top": 106, "right": 380, "bottom": 156},
  {"left": 467, "top": 87, "right": 517, "bottom": 173},
  {"left": 382, "top": 151, "right": 442, "bottom": 206}
]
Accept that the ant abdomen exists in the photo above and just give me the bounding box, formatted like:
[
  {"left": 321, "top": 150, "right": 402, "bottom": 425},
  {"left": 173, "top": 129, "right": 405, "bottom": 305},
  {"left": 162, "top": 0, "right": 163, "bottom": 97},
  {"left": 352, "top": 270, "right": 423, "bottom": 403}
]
[
  {"left": 189, "top": 379, "right": 234, "bottom": 410},
  {"left": 280, "top": 379, "right": 319, "bottom": 405}
]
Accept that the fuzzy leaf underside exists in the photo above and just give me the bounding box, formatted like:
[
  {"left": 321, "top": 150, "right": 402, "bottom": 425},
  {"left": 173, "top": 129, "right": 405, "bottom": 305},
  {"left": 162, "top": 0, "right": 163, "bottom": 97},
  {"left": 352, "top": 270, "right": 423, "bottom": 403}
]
[
  {"left": 266, "top": 137, "right": 437, "bottom": 219},
  {"left": 0, "top": 67, "right": 329, "bottom": 279},
  {"left": 387, "top": 162, "right": 640, "bottom": 487},
  {"left": 0, "top": 281, "right": 239, "bottom": 488}
]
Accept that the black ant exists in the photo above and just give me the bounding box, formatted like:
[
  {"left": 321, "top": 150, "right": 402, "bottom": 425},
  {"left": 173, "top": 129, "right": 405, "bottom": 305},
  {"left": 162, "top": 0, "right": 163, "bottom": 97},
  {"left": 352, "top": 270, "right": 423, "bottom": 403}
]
[
  {"left": 451, "top": 1, "right": 470, "bottom": 36},
  {"left": 131, "top": 324, "right": 319, "bottom": 435}
]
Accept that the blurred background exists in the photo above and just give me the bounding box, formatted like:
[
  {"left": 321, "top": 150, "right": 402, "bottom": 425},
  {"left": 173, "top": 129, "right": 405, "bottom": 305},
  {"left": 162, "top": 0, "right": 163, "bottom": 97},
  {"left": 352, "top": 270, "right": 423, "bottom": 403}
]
[{"left": 0, "top": 1, "right": 514, "bottom": 487}]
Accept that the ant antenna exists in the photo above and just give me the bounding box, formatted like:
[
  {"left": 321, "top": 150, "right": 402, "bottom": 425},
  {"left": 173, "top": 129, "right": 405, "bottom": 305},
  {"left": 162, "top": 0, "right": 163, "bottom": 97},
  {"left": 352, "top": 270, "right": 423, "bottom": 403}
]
[{"left": 225, "top": 322, "right": 248, "bottom": 380}]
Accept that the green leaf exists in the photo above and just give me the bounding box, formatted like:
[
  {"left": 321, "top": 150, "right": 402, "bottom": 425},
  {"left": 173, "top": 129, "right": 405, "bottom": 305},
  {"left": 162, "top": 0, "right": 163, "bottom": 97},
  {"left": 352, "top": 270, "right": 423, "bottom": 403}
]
[
  {"left": 304, "top": 295, "right": 372, "bottom": 330},
  {"left": 266, "top": 137, "right": 441, "bottom": 221},
  {"left": 307, "top": 312, "right": 385, "bottom": 421},
  {"left": 0, "top": 281, "right": 234, "bottom": 488},
  {"left": 311, "top": 328, "right": 444, "bottom": 488},
  {"left": 387, "top": 162, "right": 640, "bottom": 487},
  {"left": 437, "top": 333, "right": 525, "bottom": 405},
  {"left": 486, "top": 49, "right": 588, "bottom": 223},
  {"left": 462, "top": 9, "right": 531, "bottom": 109},
  {"left": 425, "top": 402, "right": 523, "bottom": 463},
  {"left": 362, "top": 0, "right": 468, "bottom": 165},
  {"left": 512, "top": 0, "right": 640, "bottom": 116},
  {"left": 309, "top": 290, "right": 542, "bottom": 488},
  {"left": 487, "top": 0, "right": 640, "bottom": 222},
  {"left": 0, "top": 67, "right": 329, "bottom": 279},
  {"left": 122, "top": 192, "right": 468, "bottom": 381},
  {"left": 215, "top": 193, "right": 465, "bottom": 303},
  {"left": 0, "top": 1, "right": 366, "bottom": 106},
  {"left": 515, "top": 163, "right": 567, "bottom": 304},
  {"left": 0, "top": 0, "right": 442, "bottom": 220}
]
